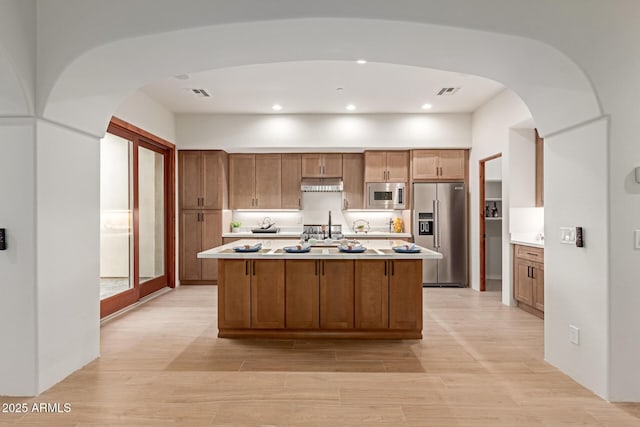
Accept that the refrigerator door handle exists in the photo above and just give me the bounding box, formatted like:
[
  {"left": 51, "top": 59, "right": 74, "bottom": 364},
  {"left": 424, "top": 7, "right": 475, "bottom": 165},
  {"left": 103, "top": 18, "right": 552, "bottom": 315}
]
[{"left": 434, "top": 199, "right": 441, "bottom": 248}]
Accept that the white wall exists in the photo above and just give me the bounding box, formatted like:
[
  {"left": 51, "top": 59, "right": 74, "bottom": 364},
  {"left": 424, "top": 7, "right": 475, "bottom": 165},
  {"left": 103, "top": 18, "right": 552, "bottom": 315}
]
[
  {"left": 114, "top": 89, "right": 176, "bottom": 144},
  {"left": 469, "top": 90, "right": 534, "bottom": 304},
  {"left": 544, "top": 118, "right": 609, "bottom": 398},
  {"left": 177, "top": 113, "right": 471, "bottom": 151},
  {"left": 36, "top": 120, "right": 100, "bottom": 392},
  {"left": 0, "top": 119, "right": 37, "bottom": 396}
]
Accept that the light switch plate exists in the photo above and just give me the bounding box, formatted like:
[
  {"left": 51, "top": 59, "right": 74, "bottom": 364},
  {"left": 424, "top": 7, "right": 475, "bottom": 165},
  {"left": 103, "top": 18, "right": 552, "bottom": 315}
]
[
  {"left": 560, "top": 227, "right": 576, "bottom": 244},
  {"left": 569, "top": 325, "right": 580, "bottom": 345},
  {"left": 635, "top": 230, "right": 640, "bottom": 249}
]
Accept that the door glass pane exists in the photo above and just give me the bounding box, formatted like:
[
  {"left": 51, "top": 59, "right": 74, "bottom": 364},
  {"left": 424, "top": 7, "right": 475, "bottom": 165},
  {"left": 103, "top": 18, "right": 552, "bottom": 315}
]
[
  {"left": 138, "top": 146, "right": 165, "bottom": 283},
  {"left": 100, "top": 133, "right": 133, "bottom": 299}
]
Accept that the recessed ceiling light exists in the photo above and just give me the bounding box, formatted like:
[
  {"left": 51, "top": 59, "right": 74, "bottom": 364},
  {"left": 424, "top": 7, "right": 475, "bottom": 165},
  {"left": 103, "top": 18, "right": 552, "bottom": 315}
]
[
  {"left": 421, "top": 103, "right": 433, "bottom": 110},
  {"left": 174, "top": 73, "right": 190, "bottom": 80},
  {"left": 272, "top": 104, "right": 283, "bottom": 111},
  {"left": 346, "top": 104, "right": 357, "bottom": 111},
  {"left": 356, "top": 59, "right": 367, "bottom": 64}
]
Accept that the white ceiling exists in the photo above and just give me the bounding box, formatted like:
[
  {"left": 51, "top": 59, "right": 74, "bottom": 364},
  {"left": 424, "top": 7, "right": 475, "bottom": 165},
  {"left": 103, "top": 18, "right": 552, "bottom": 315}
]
[{"left": 141, "top": 61, "right": 504, "bottom": 115}]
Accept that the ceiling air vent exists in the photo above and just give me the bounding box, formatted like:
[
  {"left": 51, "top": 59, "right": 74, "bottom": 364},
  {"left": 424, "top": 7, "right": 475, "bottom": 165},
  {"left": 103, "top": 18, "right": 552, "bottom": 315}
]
[
  {"left": 191, "top": 88, "right": 211, "bottom": 97},
  {"left": 436, "top": 87, "right": 461, "bottom": 96}
]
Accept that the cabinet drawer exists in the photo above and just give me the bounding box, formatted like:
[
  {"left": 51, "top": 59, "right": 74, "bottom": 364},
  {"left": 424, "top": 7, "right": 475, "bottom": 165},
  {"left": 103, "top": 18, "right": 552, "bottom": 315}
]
[{"left": 515, "top": 245, "right": 544, "bottom": 263}]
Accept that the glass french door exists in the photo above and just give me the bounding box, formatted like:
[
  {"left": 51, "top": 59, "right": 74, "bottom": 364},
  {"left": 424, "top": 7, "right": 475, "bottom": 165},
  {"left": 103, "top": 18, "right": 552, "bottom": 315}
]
[{"left": 100, "top": 120, "right": 175, "bottom": 318}]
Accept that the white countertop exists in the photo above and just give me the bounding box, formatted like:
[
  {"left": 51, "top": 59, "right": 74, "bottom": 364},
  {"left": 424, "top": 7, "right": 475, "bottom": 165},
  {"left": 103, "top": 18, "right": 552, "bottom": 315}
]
[
  {"left": 511, "top": 238, "right": 544, "bottom": 248},
  {"left": 199, "top": 239, "right": 442, "bottom": 260},
  {"left": 222, "top": 231, "right": 413, "bottom": 239}
]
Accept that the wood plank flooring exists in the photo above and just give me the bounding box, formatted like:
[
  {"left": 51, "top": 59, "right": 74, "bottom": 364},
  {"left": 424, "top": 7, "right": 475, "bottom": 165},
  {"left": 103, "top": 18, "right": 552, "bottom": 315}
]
[{"left": 1, "top": 286, "right": 639, "bottom": 426}]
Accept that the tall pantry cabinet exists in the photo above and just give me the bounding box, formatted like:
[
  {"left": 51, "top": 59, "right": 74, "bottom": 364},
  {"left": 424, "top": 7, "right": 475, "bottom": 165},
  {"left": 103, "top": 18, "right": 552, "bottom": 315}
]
[{"left": 179, "top": 150, "right": 228, "bottom": 284}]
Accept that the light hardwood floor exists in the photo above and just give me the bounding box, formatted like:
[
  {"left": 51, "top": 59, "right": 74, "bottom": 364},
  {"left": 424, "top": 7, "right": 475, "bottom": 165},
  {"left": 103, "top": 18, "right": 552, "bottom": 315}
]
[{"left": 2, "top": 286, "right": 639, "bottom": 426}]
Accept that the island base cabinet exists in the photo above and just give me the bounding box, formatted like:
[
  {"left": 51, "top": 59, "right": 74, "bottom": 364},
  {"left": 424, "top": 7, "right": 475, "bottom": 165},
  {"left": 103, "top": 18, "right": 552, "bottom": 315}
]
[
  {"left": 250, "top": 260, "right": 285, "bottom": 329},
  {"left": 285, "top": 260, "right": 319, "bottom": 329},
  {"left": 320, "top": 260, "right": 355, "bottom": 329},
  {"left": 355, "top": 260, "right": 389, "bottom": 329},
  {"left": 389, "top": 260, "right": 423, "bottom": 330},
  {"left": 218, "top": 259, "right": 251, "bottom": 329}
]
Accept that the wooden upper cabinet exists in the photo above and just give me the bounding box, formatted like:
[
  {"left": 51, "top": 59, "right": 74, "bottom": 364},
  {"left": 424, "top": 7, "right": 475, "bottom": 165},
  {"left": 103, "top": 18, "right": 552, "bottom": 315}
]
[
  {"left": 301, "top": 153, "right": 343, "bottom": 177},
  {"left": 179, "top": 150, "right": 227, "bottom": 209},
  {"left": 254, "top": 154, "right": 281, "bottom": 209},
  {"left": 281, "top": 154, "right": 302, "bottom": 209},
  {"left": 229, "top": 154, "right": 282, "bottom": 209},
  {"left": 412, "top": 150, "right": 466, "bottom": 181},
  {"left": 228, "top": 154, "right": 255, "bottom": 209},
  {"left": 364, "top": 151, "right": 409, "bottom": 182},
  {"left": 342, "top": 153, "right": 364, "bottom": 210}
]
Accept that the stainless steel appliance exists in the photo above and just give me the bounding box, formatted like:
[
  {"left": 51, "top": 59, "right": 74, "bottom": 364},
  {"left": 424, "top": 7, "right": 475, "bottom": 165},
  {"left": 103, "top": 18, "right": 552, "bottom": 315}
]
[
  {"left": 413, "top": 182, "right": 467, "bottom": 287},
  {"left": 366, "top": 182, "right": 406, "bottom": 209}
]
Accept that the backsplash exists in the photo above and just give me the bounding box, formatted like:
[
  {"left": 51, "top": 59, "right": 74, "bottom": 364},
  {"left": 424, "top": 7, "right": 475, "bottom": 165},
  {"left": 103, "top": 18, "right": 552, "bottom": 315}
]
[
  {"left": 230, "top": 192, "right": 411, "bottom": 233},
  {"left": 509, "top": 207, "right": 544, "bottom": 241}
]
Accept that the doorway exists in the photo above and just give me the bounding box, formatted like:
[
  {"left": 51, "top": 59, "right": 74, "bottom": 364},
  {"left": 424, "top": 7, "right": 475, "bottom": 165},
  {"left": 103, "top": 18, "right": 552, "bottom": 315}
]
[
  {"left": 99, "top": 118, "right": 175, "bottom": 318},
  {"left": 479, "top": 153, "right": 502, "bottom": 292}
]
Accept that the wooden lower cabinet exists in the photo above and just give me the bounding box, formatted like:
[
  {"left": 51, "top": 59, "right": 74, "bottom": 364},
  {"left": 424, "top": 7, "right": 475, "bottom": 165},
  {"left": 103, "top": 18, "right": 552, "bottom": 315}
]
[
  {"left": 285, "top": 260, "right": 319, "bottom": 329},
  {"left": 320, "top": 260, "right": 355, "bottom": 329},
  {"left": 389, "top": 260, "right": 423, "bottom": 330},
  {"left": 355, "top": 260, "right": 389, "bottom": 329},
  {"left": 179, "top": 210, "right": 221, "bottom": 283},
  {"left": 218, "top": 259, "right": 251, "bottom": 328},
  {"left": 250, "top": 260, "right": 285, "bottom": 329},
  {"left": 217, "top": 258, "right": 422, "bottom": 338},
  {"left": 513, "top": 245, "right": 544, "bottom": 318}
]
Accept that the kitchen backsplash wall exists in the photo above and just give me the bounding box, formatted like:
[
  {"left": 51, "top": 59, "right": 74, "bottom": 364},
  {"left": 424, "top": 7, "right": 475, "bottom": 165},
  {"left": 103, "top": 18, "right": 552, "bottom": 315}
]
[
  {"left": 230, "top": 192, "right": 411, "bottom": 233},
  {"left": 509, "top": 207, "right": 544, "bottom": 240}
]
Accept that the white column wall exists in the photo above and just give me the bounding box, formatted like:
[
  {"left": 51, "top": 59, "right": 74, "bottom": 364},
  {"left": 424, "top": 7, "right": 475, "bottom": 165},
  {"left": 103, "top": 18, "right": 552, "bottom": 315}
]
[
  {"left": 544, "top": 118, "right": 609, "bottom": 398},
  {"left": 35, "top": 120, "right": 100, "bottom": 392},
  {"left": 0, "top": 119, "right": 37, "bottom": 396}
]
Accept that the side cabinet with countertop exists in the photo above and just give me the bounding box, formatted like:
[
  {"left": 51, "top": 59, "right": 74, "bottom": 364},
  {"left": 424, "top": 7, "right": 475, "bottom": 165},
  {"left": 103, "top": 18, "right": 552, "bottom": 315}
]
[{"left": 513, "top": 244, "right": 544, "bottom": 318}]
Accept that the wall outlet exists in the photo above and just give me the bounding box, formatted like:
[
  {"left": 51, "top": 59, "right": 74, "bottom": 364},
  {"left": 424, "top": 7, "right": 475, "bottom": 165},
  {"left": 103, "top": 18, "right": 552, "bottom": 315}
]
[
  {"left": 560, "top": 227, "right": 576, "bottom": 244},
  {"left": 635, "top": 230, "right": 640, "bottom": 249},
  {"left": 569, "top": 325, "right": 580, "bottom": 345}
]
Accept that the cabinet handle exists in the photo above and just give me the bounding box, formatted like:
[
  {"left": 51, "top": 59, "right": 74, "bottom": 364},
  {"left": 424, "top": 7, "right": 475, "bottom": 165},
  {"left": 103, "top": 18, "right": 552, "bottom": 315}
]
[
  {"left": 384, "top": 261, "right": 387, "bottom": 276},
  {"left": 322, "top": 260, "right": 325, "bottom": 276},
  {"left": 245, "top": 260, "right": 249, "bottom": 275},
  {"left": 255, "top": 198, "right": 258, "bottom": 207},
  {"left": 392, "top": 260, "right": 395, "bottom": 276},
  {"left": 526, "top": 252, "right": 538, "bottom": 257},
  {"left": 252, "top": 260, "right": 256, "bottom": 276},
  {"left": 298, "top": 198, "right": 301, "bottom": 210},
  {"left": 315, "top": 260, "right": 318, "bottom": 276},
  {"left": 531, "top": 267, "right": 535, "bottom": 279}
]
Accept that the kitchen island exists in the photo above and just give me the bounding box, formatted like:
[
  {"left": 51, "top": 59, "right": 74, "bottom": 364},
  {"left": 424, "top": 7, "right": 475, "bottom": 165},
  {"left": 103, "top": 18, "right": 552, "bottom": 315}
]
[{"left": 198, "top": 239, "right": 442, "bottom": 339}]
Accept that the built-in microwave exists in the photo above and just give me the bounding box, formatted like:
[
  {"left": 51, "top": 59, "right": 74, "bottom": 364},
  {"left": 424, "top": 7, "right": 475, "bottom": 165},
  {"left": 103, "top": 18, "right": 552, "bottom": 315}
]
[{"left": 366, "top": 182, "right": 406, "bottom": 209}]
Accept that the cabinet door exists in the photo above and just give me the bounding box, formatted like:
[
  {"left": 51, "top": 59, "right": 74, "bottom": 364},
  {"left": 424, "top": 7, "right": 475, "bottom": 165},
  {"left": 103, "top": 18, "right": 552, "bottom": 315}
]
[
  {"left": 412, "top": 150, "right": 439, "bottom": 180},
  {"left": 438, "top": 150, "right": 466, "bottom": 180},
  {"left": 364, "top": 151, "right": 387, "bottom": 182},
  {"left": 251, "top": 260, "right": 285, "bottom": 329},
  {"left": 320, "top": 260, "right": 354, "bottom": 329},
  {"left": 201, "top": 151, "right": 223, "bottom": 209},
  {"left": 389, "top": 260, "right": 422, "bottom": 330},
  {"left": 342, "top": 153, "right": 364, "bottom": 209},
  {"left": 285, "top": 260, "right": 319, "bottom": 328},
  {"left": 386, "top": 151, "right": 409, "bottom": 182},
  {"left": 218, "top": 259, "right": 251, "bottom": 329},
  {"left": 179, "top": 151, "right": 202, "bottom": 209},
  {"left": 179, "top": 211, "right": 202, "bottom": 280},
  {"left": 532, "top": 262, "right": 544, "bottom": 312},
  {"left": 301, "top": 154, "right": 323, "bottom": 177},
  {"left": 321, "top": 154, "right": 343, "bottom": 177},
  {"left": 201, "top": 211, "right": 221, "bottom": 281},
  {"left": 355, "top": 260, "right": 389, "bottom": 329},
  {"left": 229, "top": 154, "right": 255, "bottom": 209},
  {"left": 255, "top": 154, "right": 282, "bottom": 209},
  {"left": 514, "top": 258, "right": 533, "bottom": 305},
  {"left": 281, "top": 154, "right": 302, "bottom": 209}
]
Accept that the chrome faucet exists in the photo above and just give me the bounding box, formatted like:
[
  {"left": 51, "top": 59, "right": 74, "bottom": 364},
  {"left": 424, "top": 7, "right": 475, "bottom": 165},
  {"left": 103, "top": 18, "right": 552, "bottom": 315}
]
[{"left": 328, "top": 210, "right": 332, "bottom": 238}]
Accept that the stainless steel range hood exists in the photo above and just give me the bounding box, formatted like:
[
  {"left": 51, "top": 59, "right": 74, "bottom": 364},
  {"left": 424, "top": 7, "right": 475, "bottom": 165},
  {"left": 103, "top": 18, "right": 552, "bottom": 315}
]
[{"left": 300, "top": 178, "right": 344, "bottom": 192}]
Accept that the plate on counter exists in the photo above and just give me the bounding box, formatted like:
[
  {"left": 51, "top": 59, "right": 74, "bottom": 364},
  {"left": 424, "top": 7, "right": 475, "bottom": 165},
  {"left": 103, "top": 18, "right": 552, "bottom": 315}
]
[
  {"left": 338, "top": 245, "right": 367, "bottom": 253},
  {"left": 392, "top": 246, "right": 421, "bottom": 253},
  {"left": 283, "top": 246, "right": 311, "bottom": 253},
  {"left": 233, "top": 244, "right": 262, "bottom": 252}
]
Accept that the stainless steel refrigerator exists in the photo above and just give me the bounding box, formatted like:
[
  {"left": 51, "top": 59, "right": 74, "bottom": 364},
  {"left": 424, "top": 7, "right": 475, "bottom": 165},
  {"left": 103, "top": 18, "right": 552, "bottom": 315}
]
[{"left": 413, "top": 182, "right": 467, "bottom": 287}]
